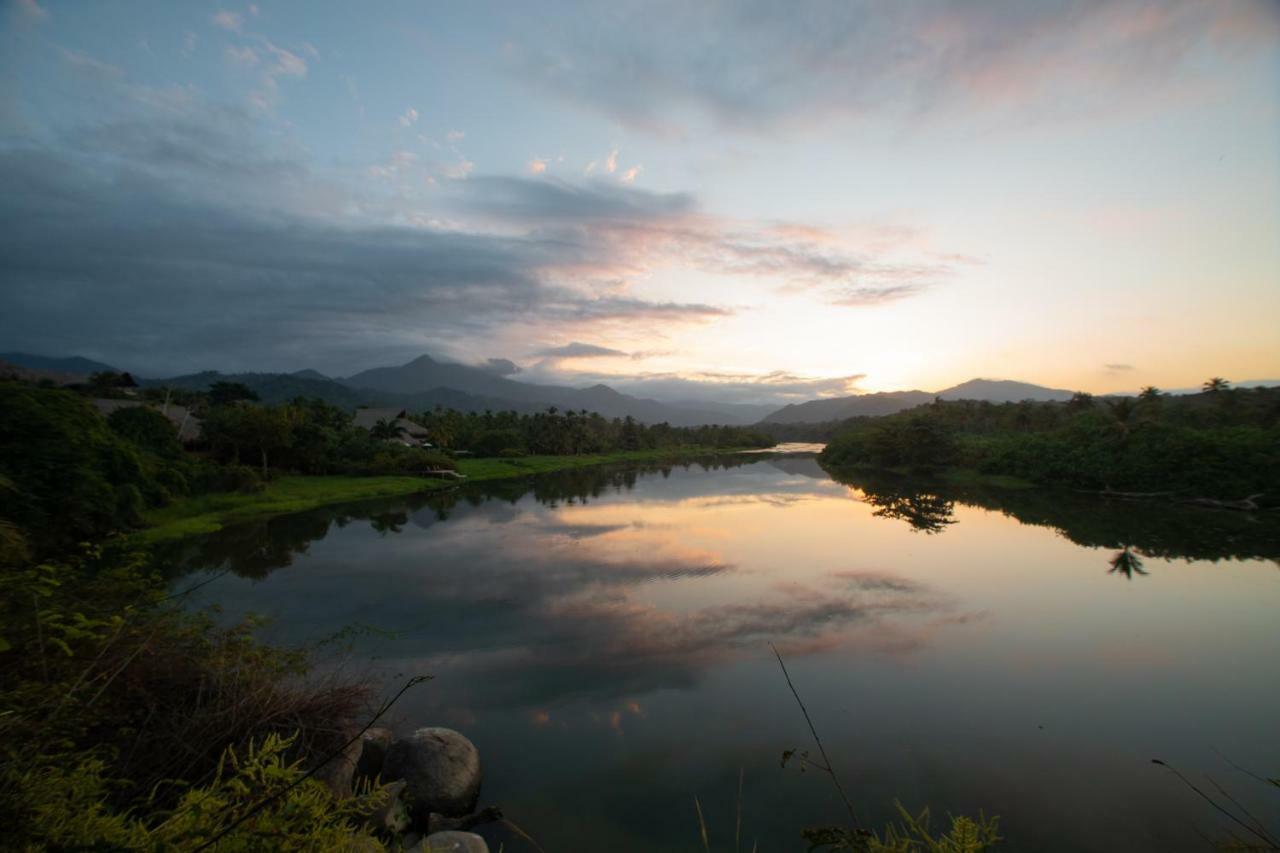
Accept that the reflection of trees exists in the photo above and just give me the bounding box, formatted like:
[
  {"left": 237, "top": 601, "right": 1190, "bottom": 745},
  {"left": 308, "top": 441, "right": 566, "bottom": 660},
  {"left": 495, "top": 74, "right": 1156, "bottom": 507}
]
[
  {"left": 867, "top": 491, "right": 956, "bottom": 534},
  {"left": 826, "top": 469, "right": 956, "bottom": 533},
  {"left": 166, "top": 454, "right": 768, "bottom": 584},
  {"left": 1107, "top": 547, "right": 1148, "bottom": 579},
  {"left": 825, "top": 467, "right": 1280, "bottom": 563},
  {"left": 369, "top": 510, "right": 408, "bottom": 535}
]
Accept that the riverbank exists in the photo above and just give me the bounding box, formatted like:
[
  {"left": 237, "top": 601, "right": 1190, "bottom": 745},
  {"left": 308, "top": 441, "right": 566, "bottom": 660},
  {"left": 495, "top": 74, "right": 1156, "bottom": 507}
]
[
  {"left": 138, "top": 446, "right": 761, "bottom": 542},
  {"left": 819, "top": 462, "right": 1036, "bottom": 491}
]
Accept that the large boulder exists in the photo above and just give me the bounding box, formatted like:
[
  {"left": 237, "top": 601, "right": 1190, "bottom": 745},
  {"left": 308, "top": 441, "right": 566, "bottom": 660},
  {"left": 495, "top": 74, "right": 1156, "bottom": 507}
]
[
  {"left": 383, "top": 728, "right": 482, "bottom": 819},
  {"left": 356, "top": 726, "right": 395, "bottom": 782},
  {"left": 419, "top": 831, "right": 488, "bottom": 853},
  {"left": 310, "top": 733, "right": 363, "bottom": 799}
]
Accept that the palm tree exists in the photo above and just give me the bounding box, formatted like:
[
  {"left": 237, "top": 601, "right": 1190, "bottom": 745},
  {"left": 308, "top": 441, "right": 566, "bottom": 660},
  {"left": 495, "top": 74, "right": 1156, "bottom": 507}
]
[
  {"left": 1202, "top": 377, "right": 1230, "bottom": 394},
  {"left": 370, "top": 418, "right": 406, "bottom": 441},
  {"left": 1138, "top": 386, "right": 1162, "bottom": 401}
]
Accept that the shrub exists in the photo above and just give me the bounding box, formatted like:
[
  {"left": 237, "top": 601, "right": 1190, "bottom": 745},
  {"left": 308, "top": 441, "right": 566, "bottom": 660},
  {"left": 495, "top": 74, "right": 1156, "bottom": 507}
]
[
  {"left": 0, "top": 548, "right": 376, "bottom": 834},
  {"left": 0, "top": 383, "right": 157, "bottom": 555},
  {"left": 107, "top": 405, "right": 182, "bottom": 457}
]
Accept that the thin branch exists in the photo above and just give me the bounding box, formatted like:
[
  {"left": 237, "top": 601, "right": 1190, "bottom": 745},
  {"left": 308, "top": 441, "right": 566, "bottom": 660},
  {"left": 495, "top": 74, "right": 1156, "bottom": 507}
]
[
  {"left": 771, "top": 642, "right": 862, "bottom": 832},
  {"left": 1152, "top": 760, "right": 1280, "bottom": 850}
]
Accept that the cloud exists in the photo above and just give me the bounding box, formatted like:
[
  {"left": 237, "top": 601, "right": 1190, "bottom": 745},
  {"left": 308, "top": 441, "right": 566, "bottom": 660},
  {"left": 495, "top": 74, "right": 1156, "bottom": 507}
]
[
  {"left": 526, "top": 158, "right": 548, "bottom": 175},
  {"left": 604, "top": 148, "right": 618, "bottom": 173},
  {"left": 447, "top": 129, "right": 465, "bottom": 142},
  {"left": 448, "top": 175, "right": 963, "bottom": 306},
  {"left": 511, "top": 0, "right": 1280, "bottom": 133},
  {"left": 537, "top": 342, "right": 630, "bottom": 359},
  {"left": 58, "top": 48, "right": 125, "bottom": 79},
  {"left": 15, "top": 0, "right": 46, "bottom": 22},
  {"left": 480, "top": 357, "right": 523, "bottom": 376},
  {"left": 211, "top": 10, "right": 243, "bottom": 33},
  {"left": 1104, "top": 363, "right": 1135, "bottom": 372},
  {"left": 224, "top": 45, "right": 259, "bottom": 67},
  {"left": 0, "top": 72, "right": 961, "bottom": 382},
  {"left": 399, "top": 106, "right": 419, "bottom": 127},
  {"left": 454, "top": 175, "right": 694, "bottom": 223},
  {"left": 0, "top": 113, "right": 730, "bottom": 376},
  {"left": 620, "top": 164, "right": 641, "bottom": 183},
  {"left": 545, "top": 368, "right": 867, "bottom": 405}
]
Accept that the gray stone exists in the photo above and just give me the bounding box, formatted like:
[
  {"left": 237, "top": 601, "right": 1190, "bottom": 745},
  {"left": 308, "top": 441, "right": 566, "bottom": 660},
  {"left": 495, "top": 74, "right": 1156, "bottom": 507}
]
[
  {"left": 356, "top": 726, "right": 395, "bottom": 781},
  {"left": 421, "top": 831, "right": 488, "bottom": 853},
  {"left": 383, "top": 728, "right": 482, "bottom": 819},
  {"left": 310, "top": 733, "right": 362, "bottom": 799}
]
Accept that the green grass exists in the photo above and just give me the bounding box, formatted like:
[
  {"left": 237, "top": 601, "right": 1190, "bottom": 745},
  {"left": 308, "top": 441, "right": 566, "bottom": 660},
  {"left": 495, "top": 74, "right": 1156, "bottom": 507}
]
[
  {"left": 137, "top": 475, "right": 450, "bottom": 543},
  {"left": 139, "top": 447, "right": 756, "bottom": 543}
]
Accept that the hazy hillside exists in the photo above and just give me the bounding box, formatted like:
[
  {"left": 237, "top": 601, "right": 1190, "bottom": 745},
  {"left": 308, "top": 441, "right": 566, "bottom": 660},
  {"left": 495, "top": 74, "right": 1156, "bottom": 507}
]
[
  {"left": 761, "top": 390, "right": 934, "bottom": 424},
  {"left": 340, "top": 354, "right": 761, "bottom": 425},
  {"left": 141, "top": 355, "right": 762, "bottom": 426},
  {"left": 0, "top": 352, "right": 119, "bottom": 376},
  {"left": 760, "top": 378, "right": 1077, "bottom": 425},
  {"left": 935, "top": 378, "right": 1074, "bottom": 403}
]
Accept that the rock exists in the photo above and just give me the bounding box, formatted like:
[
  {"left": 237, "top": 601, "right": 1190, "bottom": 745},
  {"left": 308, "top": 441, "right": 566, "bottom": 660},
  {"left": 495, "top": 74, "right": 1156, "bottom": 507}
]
[
  {"left": 310, "top": 733, "right": 362, "bottom": 799},
  {"left": 401, "top": 832, "right": 422, "bottom": 851},
  {"left": 420, "top": 831, "right": 488, "bottom": 853},
  {"left": 356, "top": 726, "right": 395, "bottom": 782},
  {"left": 383, "top": 728, "right": 482, "bottom": 820}
]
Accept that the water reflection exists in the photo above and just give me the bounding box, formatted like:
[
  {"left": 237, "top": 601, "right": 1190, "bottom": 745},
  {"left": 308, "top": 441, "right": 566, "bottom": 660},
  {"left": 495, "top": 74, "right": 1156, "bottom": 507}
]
[
  {"left": 828, "top": 468, "right": 1280, "bottom": 566},
  {"left": 168, "top": 454, "right": 1280, "bottom": 852},
  {"left": 1108, "top": 547, "right": 1148, "bottom": 579}
]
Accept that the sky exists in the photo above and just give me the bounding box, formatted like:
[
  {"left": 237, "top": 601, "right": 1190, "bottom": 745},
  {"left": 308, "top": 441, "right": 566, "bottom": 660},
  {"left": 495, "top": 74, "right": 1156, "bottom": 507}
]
[{"left": 1, "top": 0, "right": 1278, "bottom": 405}]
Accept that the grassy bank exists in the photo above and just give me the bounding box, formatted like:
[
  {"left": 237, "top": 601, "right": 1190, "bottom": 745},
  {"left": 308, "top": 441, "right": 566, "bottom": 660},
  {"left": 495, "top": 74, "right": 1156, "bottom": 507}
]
[{"left": 139, "top": 446, "right": 754, "bottom": 542}]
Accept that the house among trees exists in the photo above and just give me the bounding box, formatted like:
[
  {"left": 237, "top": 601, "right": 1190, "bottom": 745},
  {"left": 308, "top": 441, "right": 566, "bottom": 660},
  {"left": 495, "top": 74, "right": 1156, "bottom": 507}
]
[
  {"left": 90, "top": 398, "right": 203, "bottom": 444},
  {"left": 353, "top": 408, "right": 433, "bottom": 448}
]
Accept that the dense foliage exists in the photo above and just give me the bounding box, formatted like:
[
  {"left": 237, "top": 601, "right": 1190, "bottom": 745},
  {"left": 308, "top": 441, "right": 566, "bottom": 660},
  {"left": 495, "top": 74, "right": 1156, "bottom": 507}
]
[
  {"left": 0, "top": 385, "right": 160, "bottom": 555},
  {"left": 0, "top": 545, "right": 390, "bottom": 850},
  {"left": 819, "top": 387, "right": 1280, "bottom": 500},
  {"left": 409, "top": 406, "right": 774, "bottom": 455},
  {"left": 0, "top": 383, "right": 457, "bottom": 556}
]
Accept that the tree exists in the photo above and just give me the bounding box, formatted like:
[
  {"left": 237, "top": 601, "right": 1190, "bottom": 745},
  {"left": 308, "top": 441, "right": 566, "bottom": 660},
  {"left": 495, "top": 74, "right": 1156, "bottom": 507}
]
[
  {"left": 369, "top": 418, "right": 406, "bottom": 441},
  {"left": 208, "top": 381, "right": 260, "bottom": 407},
  {"left": 86, "top": 371, "right": 137, "bottom": 398},
  {"left": 107, "top": 406, "right": 181, "bottom": 457},
  {"left": 1067, "top": 391, "right": 1095, "bottom": 412},
  {"left": 204, "top": 405, "right": 292, "bottom": 474},
  {"left": 1138, "top": 386, "right": 1162, "bottom": 401},
  {"left": 1202, "top": 377, "right": 1230, "bottom": 394}
]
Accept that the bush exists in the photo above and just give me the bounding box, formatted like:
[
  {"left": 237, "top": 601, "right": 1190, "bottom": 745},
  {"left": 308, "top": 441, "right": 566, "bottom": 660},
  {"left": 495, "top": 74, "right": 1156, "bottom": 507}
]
[
  {"left": 107, "top": 405, "right": 182, "bottom": 457},
  {"left": 0, "top": 548, "right": 379, "bottom": 839},
  {"left": 0, "top": 383, "right": 158, "bottom": 555}
]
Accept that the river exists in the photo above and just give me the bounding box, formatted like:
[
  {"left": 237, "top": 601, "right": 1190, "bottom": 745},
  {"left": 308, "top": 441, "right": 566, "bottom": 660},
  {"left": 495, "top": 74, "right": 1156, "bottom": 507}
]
[{"left": 167, "top": 451, "right": 1280, "bottom": 852}]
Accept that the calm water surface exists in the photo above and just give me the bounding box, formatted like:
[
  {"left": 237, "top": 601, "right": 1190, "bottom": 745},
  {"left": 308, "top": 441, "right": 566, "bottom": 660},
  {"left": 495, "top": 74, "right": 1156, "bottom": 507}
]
[{"left": 170, "top": 453, "right": 1280, "bottom": 852}]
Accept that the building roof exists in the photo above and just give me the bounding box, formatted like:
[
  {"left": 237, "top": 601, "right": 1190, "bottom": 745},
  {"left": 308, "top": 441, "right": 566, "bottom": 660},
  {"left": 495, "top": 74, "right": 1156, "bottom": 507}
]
[
  {"left": 352, "top": 407, "right": 429, "bottom": 437},
  {"left": 91, "top": 398, "right": 203, "bottom": 443}
]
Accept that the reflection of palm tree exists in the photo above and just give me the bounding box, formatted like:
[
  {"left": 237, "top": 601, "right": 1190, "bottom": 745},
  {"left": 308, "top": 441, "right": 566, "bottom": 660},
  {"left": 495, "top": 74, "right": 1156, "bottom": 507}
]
[{"left": 1108, "top": 547, "right": 1148, "bottom": 579}]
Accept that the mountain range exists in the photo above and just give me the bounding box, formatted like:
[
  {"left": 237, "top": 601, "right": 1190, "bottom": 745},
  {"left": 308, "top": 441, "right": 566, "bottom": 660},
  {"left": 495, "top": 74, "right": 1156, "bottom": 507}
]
[
  {"left": 759, "top": 379, "right": 1076, "bottom": 424},
  {"left": 4, "top": 351, "right": 1273, "bottom": 427}
]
